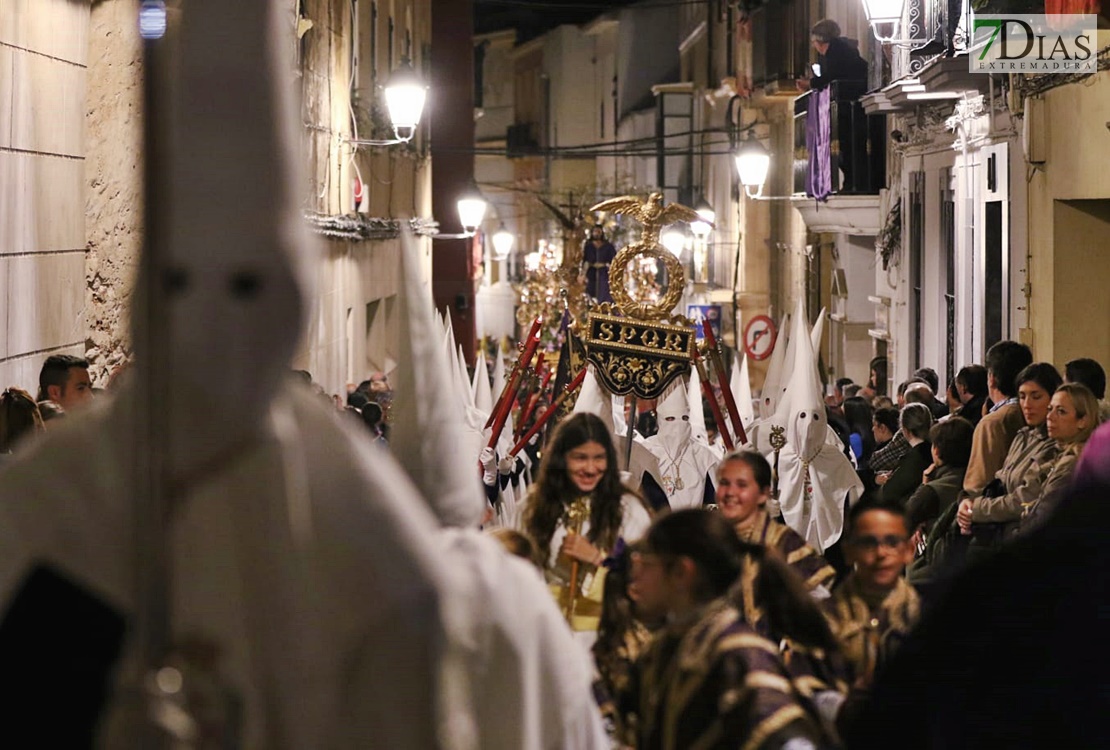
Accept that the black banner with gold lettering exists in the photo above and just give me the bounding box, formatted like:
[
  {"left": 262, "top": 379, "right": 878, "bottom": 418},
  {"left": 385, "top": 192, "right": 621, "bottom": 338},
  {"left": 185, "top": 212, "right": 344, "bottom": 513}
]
[{"left": 584, "top": 311, "right": 694, "bottom": 399}]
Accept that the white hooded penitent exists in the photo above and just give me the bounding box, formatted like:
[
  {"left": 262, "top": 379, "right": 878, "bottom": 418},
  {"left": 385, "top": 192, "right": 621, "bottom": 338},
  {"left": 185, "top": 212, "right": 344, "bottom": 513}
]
[
  {"left": 643, "top": 381, "right": 719, "bottom": 509},
  {"left": 772, "top": 305, "right": 862, "bottom": 551},
  {"left": 687, "top": 359, "right": 711, "bottom": 447},
  {"left": 758, "top": 313, "right": 790, "bottom": 420},
  {"left": 731, "top": 349, "right": 756, "bottom": 435},
  {"left": 0, "top": 1, "right": 457, "bottom": 746},
  {"left": 393, "top": 230, "right": 608, "bottom": 746}
]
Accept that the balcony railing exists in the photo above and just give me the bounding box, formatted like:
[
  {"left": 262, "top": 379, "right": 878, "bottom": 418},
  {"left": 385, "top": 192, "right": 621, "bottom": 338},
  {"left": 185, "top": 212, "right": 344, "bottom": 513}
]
[{"left": 793, "top": 80, "right": 886, "bottom": 197}]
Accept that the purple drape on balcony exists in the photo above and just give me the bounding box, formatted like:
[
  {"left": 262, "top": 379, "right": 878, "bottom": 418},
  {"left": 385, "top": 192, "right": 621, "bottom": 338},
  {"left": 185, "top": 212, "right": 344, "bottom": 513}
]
[{"left": 806, "top": 87, "right": 832, "bottom": 202}]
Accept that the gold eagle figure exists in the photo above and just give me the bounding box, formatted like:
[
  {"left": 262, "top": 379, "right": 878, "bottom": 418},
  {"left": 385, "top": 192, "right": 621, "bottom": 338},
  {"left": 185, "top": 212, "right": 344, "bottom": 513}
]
[{"left": 589, "top": 192, "right": 708, "bottom": 249}]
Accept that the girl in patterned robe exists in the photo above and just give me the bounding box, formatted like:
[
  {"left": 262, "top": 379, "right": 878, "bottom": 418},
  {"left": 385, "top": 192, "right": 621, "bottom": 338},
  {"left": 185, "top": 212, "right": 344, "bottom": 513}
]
[{"left": 622, "top": 510, "right": 835, "bottom": 750}]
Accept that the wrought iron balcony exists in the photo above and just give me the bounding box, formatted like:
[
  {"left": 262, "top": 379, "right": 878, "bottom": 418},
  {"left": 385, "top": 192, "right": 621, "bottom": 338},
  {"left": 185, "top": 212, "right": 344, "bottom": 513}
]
[{"left": 793, "top": 80, "right": 886, "bottom": 198}]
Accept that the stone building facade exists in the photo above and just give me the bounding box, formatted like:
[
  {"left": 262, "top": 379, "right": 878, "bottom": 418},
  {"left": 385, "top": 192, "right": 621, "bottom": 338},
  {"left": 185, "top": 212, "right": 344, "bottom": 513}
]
[{"left": 1, "top": 0, "right": 440, "bottom": 398}]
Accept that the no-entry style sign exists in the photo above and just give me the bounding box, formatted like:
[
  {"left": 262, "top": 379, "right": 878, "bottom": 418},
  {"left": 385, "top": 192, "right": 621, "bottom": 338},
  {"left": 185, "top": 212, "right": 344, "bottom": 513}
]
[{"left": 743, "top": 315, "right": 777, "bottom": 361}]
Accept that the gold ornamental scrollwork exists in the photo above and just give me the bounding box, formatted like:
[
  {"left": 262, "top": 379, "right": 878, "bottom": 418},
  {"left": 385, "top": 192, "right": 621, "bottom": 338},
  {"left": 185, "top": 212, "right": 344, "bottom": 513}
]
[
  {"left": 607, "top": 245, "right": 685, "bottom": 322},
  {"left": 583, "top": 311, "right": 696, "bottom": 400},
  {"left": 579, "top": 193, "right": 710, "bottom": 400},
  {"left": 589, "top": 192, "right": 707, "bottom": 321}
]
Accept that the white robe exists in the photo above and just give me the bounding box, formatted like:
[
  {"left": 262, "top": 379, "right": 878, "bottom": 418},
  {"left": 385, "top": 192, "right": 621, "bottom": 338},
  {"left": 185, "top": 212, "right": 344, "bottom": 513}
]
[
  {"left": 642, "top": 436, "right": 719, "bottom": 510},
  {"left": 439, "top": 529, "right": 609, "bottom": 749},
  {"left": 522, "top": 492, "right": 652, "bottom": 649},
  {"left": 0, "top": 387, "right": 449, "bottom": 749},
  {"left": 542, "top": 494, "right": 653, "bottom": 574},
  {"left": 0, "top": 387, "right": 609, "bottom": 749},
  {"left": 776, "top": 424, "right": 864, "bottom": 552}
]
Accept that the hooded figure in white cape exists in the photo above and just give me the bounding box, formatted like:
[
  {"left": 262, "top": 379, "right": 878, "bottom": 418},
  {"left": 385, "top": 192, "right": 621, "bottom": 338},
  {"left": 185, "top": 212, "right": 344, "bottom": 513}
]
[
  {"left": 483, "top": 344, "right": 538, "bottom": 527},
  {"left": 688, "top": 358, "right": 728, "bottom": 460},
  {"left": 772, "top": 309, "right": 863, "bottom": 552},
  {"left": 642, "top": 381, "right": 719, "bottom": 509},
  {"left": 390, "top": 228, "right": 608, "bottom": 748},
  {"left": 0, "top": 4, "right": 604, "bottom": 748},
  {"left": 731, "top": 349, "right": 756, "bottom": 438},
  {"left": 758, "top": 314, "right": 790, "bottom": 420},
  {"left": 0, "top": 2, "right": 458, "bottom": 747},
  {"left": 471, "top": 353, "right": 522, "bottom": 527}
]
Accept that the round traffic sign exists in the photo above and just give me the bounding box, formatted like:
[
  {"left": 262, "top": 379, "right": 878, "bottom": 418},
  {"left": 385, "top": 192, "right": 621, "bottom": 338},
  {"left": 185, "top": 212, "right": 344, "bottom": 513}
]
[{"left": 743, "top": 315, "right": 777, "bottom": 361}]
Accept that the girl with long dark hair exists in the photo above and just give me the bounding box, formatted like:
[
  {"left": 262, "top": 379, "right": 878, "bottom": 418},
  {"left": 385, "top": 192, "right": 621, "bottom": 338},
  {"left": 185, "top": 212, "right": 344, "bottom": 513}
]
[{"left": 521, "top": 412, "right": 652, "bottom": 640}]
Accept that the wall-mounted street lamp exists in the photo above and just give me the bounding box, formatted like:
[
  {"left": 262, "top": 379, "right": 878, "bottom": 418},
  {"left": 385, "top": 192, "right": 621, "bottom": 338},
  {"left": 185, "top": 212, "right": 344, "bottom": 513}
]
[
  {"left": 456, "top": 184, "right": 488, "bottom": 235},
  {"left": 734, "top": 132, "right": 771, "bottom": 199},
  {"left": 383, "top": 60, "right": 428, "bottom": 140},
  {"left": 433, "top": 183, "right": 489, "bottom": 240},
  {"left": 862, "top": 0, "right": 919, "bottom": 44},
  {"left": 690, "top": 198, "right": 715, "bottom": 240},
  {"left": 351, "top": 59, "right": 428, "bottom": 146},
  {"left": 725, "top": 95, "right": 775, "bottom": 200},
  {"left": 491, "top": 223, "right": 515, "bottom": 261},
  {"left": 689, "top": 198, "right": 715, "bottom": 284},
  {"left": 862, "top": 0, "right": 907, "bottom": 42},
  {"left": 661, "top": 228, "right": 687, "bottom": 257}
]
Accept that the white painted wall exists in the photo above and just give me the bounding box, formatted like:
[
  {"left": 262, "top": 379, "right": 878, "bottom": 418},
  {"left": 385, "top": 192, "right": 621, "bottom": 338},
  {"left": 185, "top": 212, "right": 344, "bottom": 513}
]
[
  {"left": 545, "top": 26, "right": 598, "bottom": 150},
  {"left": 833, "top": 234, "right": 877, "bottom": 385}
]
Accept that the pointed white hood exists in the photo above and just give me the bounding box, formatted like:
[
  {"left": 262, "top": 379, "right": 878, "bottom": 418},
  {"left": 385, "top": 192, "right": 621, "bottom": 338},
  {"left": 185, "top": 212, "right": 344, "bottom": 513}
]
[
  {"left": 572, "top": 366, "right": 615, "bottom": 435},
  {"left": 779, "top": 305, "right": 826, "bottom": 460},
  {"left": 457, "top": 345, "right": 474, "bottom": 411},
  {"left": 472, "top": 357, "right": 493, "bottom": 416},
  {"left": 810, "top": 307, "right": 826, "bottom": 355},
  {"left": 758, "top": 314, "right": 790, "bottom": 420},
  {"left": 688, "top": 362, "right": 709, "bottom": 444},
  {"left": 810, "top": 307, "right": 826, "bottom": 394},
  {"left": 127, "top": 0, "right": 311, "bottom": 480},
  {"left": 732, "top": 350, "right": 755, "bottom": 434},
  {"left": 654, "top": 382, "right": 692, "bottom": 452},
  {"left": 391, "top": 228, "right": 485, "bottom": 528}
]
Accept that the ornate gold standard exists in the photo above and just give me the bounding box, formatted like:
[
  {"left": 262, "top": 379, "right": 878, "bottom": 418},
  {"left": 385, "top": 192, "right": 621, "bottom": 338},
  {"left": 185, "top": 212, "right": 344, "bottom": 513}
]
[
  {"left": 583, "top": 193, "right": 707, "bottom": 400},
  {"left": 516, "top": 198, "right": 590, "bottom": 329},
  {"left": 582, "top": 310, "right": 695, "bottom": 399}
]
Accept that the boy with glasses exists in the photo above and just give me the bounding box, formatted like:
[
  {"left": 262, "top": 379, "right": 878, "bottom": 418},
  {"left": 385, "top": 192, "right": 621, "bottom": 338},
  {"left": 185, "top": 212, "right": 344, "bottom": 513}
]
[{"left": 823, "top": 499, "right": 919, "bottom": 691}]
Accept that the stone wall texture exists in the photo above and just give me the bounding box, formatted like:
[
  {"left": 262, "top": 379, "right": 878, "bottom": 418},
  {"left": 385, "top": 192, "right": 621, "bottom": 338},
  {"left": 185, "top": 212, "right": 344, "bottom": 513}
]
[{"left": 84, "top": 0, "right": 143, "bottom": 384}]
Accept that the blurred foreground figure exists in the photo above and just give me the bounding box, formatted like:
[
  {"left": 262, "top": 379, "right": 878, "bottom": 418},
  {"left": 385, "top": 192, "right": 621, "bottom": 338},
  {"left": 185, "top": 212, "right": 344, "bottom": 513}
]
[
  {"left": 0, "top": 2, "right": 602, "bottom": 747},
  {"left": 841, "top": 475, "right": 1109, "bottom": 748}
]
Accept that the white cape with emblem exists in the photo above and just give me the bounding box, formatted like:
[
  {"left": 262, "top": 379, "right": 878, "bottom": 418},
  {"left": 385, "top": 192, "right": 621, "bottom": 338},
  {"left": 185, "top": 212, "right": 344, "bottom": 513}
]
[
  {"left": 770, "top": 304, "right": 862, "bottom": 551},
  {"left": 643, "top": 380, "right": 718, "bottom": 509}
]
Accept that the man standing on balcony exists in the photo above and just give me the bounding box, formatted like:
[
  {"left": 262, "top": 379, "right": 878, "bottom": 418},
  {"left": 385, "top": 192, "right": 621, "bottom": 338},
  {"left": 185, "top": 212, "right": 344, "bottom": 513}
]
[
  {"left": 805, "top": 20, "right": 868, "bottom": 92},
  {"left": 798, "top": 20, "right": 869, "bottom": 193}
]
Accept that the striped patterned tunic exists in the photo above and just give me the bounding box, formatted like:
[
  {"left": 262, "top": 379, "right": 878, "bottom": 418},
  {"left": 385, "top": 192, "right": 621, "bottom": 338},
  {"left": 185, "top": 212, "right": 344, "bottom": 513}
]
[
  {"left": 744, "top": 511, "right": 838, "bottom": 592},
  {"left": 626, "top": 598, "right": 826, "bottom": 750},
  {"left": 823, "top": 575, "right": 920, "bottom": 685}
]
